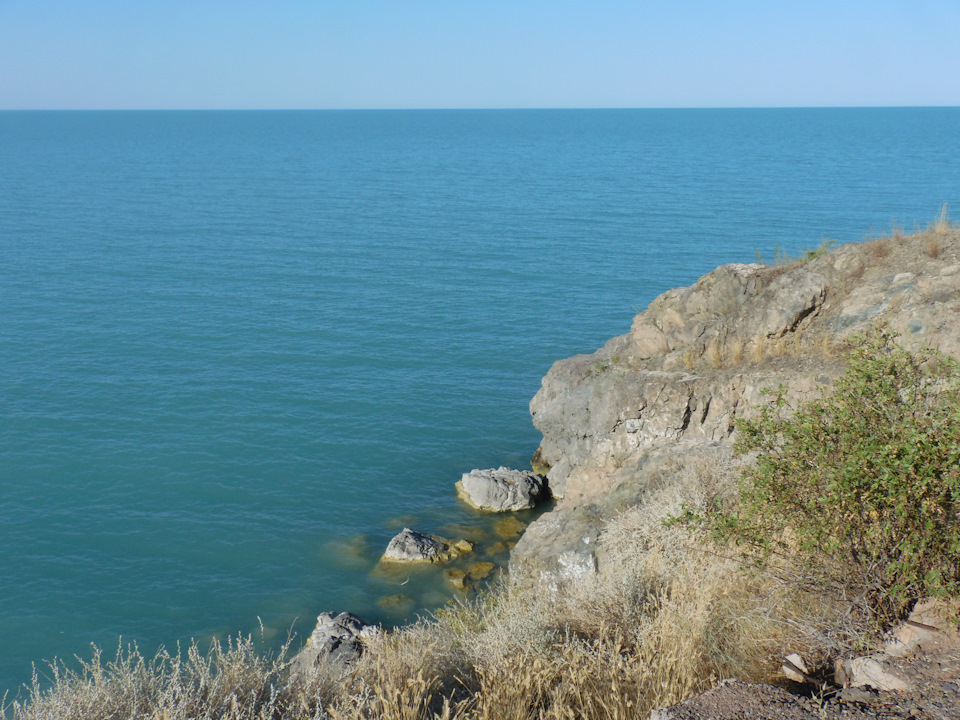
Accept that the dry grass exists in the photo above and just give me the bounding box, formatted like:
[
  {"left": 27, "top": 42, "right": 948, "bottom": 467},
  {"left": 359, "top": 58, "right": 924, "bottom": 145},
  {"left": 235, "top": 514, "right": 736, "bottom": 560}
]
[
  {"left": 728, "top": 338, "right": 744, "bottom": 366},
  {"left": 4, "top": 634, "right": 333, "bottom": 720},
  {"left": 863, "top": 237, "right": 892, "bottom": 260},
  {"left": 930, "top": 203, "right": 950, "bottom": 235},
  {"left": 818, "top": 335, "right": 835, "bottom": 360},
  {"left": 706, "top": 340, "right": 723, "bottom": 369},
  {"left": 748, "top": 339, "right": 765, "bottom": 365},
  {"left": 922, "top": 234, "right": 943, "bottom": 259}
]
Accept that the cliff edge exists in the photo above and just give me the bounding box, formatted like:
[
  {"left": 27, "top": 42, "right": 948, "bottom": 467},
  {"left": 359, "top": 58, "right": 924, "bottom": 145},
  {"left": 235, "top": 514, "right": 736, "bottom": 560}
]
[{"left": 513, "top": 230, "right": 960, "bottom": 578}]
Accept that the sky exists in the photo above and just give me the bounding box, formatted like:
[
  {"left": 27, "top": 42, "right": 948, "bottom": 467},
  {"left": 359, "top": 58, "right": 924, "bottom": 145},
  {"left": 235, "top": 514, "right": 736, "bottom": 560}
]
[{"left": 0, "top": 0, "right": 958, "bottom": 110}]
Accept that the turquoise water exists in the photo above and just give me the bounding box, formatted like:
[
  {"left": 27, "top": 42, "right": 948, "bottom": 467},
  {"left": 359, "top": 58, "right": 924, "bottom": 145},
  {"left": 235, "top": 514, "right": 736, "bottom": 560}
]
[{"left": 1, "top": 108, "right": 959, "bottom": 694}]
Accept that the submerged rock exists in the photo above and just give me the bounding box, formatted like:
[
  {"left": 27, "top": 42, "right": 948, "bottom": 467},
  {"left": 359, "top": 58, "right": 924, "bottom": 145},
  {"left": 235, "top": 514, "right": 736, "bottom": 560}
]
[
  {"left": 493, "top": 515, "right": 527, "bottom": 539},
  {"left": 290, "top": 612, "right": 379, "bottom": 676},
  {"left": 445, "top": 568, "right": 469, "bottom": 590},
  {"left": 456, "top": 466, "right": 548, "bottom": 512},
  {"left": 378, "top": 594, "right": 414, "bottom": 614},
  {"left": 468, "top": 561, "right": 495, "bottom": 580}
]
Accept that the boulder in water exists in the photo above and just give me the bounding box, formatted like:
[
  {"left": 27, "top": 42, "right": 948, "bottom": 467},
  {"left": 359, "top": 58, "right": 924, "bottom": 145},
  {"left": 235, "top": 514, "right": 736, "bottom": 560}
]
[
  {"left": 456, "top": 466, "right": 548, "bottom": 512},
  {"left": 382, "top": 528, "right": 455, "bottom": 563}
]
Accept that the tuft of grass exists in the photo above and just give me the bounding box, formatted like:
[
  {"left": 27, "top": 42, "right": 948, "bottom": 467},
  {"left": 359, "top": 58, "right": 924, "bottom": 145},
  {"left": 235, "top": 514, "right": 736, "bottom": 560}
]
[
  {"left": 923, "top": 234, "right": 943, "bottom": 259},
  {"left": 802, "top": 239, "right": 836, "bottom": 261},
  {"left": 862, "top": 237, "right": 892, "bottom": 260},
  {"left": 706, "top": 340, "right": 723, "bottom": 369},
  {"left": 728, "top": 338, "right": 744, "bottom": 366},
  {"left": 756, "top": 239, "right": 836, "bottom": 267},
  {"left": 818, "top": 335, "right": 835, "bottom": 360},
  {"left": 930, "top": 202, "right": 951, "bottom": 235}
]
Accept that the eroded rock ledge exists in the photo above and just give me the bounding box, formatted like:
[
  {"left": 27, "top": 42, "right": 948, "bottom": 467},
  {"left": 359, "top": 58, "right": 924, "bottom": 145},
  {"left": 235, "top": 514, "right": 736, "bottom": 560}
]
[{"left": 513, "top": 231, "right": 960, "bottom": 578}]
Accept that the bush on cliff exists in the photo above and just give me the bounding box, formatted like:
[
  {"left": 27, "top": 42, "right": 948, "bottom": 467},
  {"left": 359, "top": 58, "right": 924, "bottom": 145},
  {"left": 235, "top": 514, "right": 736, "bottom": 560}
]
[{"left": 708, "top": 325, "right": 960, "bottom": 626}]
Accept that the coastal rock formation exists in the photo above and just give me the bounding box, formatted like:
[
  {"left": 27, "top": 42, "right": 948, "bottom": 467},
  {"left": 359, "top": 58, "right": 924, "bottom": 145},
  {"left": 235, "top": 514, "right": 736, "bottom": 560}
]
[
  {"left": 382, "top": 528, "right": 472, "bottom": 563},
  {"left": 290, "top": 612, "right": 379, "bottom": 676},
  {"left": 456, "top": 466, "right": 548, "bottom": 512},
  {"left": 514, "top": 231, "right": 960, "bottom": 577}
]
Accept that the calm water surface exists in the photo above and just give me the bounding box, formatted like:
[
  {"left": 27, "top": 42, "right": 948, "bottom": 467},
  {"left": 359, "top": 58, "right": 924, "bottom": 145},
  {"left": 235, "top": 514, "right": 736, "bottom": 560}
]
[{"left": 1, "top": 108, "right": 958, "bottom": 694}]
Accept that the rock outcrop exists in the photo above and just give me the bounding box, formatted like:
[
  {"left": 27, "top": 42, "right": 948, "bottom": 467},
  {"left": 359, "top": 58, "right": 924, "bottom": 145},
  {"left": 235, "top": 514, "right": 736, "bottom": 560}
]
[
  {"left": 290, "top": 612, "right": 379, "bottom": 677},
  {"left": 513, "top": 231, "right": 960, "bottom": 578},
  {"left": 456, "top": 467, "right": 548, "bottom": 512}
]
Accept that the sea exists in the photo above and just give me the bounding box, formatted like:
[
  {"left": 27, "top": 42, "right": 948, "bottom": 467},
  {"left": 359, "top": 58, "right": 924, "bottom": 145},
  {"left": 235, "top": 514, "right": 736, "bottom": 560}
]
[{"left": 1, "top": 108, "right": 958, "bottom": 695}]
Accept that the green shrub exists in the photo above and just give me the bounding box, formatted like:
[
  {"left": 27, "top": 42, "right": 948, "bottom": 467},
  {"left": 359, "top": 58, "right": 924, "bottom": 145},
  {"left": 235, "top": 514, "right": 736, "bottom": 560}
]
[{"left": 709, "top": 325, "right": 960, "bottom": 626}]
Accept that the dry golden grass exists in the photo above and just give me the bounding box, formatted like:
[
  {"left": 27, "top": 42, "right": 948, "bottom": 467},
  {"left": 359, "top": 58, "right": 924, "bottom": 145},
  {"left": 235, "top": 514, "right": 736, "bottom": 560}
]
[
  {"left": 922, "top": 234, "right": 943, "bottom": 259},
  {"left": 706, "top": 340, "right": 723, "bottom": 369},
  {"left": 818, "top": 335, "right": 835, "bottom": 360},
  {"left": 748, "top": 339, "right": 765, "bottom": 365},
  {"left": 5, "top": 634, "right": 332, "bottom": 720},
  {"left": 863, "top": 237, "right": 892, "bottom": 260},
  {"left": 931, "top": 203, "right": 950, "bottom": 235},
  {"left": 728, "top": 338, "right": 744, "bottom": 366}
]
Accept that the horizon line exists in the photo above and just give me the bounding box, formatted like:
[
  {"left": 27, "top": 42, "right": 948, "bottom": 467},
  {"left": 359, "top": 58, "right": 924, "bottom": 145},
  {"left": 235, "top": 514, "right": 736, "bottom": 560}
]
[{"left": 2, "top": 104, "right": 959, "bottom": 113}]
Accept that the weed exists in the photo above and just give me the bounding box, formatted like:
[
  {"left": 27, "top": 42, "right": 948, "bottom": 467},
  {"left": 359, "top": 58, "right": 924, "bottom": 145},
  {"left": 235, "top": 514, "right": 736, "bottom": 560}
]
[
  {"left": 706, "top": 340, "right": 723, "bottom": 369},
  {"left": 923, "top": 235, "right": 943, "bottom": 259},
  {"left": 863, "top": 238, "right": 892, "bottom": 260},
  {"left": 931, "top": 203, "right": 951, "bottom": 235},
  {"left": 729, "top": 339, "right": 744, "bottom": 366}
]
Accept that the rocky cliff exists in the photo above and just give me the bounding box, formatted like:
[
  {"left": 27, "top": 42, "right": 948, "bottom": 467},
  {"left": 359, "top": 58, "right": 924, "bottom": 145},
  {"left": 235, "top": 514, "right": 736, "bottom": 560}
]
[{"left": 513, "top": 230, "right": 960, "bottom": 578}]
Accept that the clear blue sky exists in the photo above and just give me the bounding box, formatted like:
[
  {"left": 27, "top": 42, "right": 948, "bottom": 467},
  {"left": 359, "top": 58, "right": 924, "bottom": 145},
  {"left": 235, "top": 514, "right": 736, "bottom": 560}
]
[{"left": 1, "top": 0, "right": 957, "bottom": 109}]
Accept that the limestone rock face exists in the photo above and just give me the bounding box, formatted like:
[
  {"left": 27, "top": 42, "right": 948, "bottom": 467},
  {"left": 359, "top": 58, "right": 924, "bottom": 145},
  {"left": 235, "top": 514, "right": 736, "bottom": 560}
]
[
  {"left": 515, "top": 231, "right": 960, "bottom": 577},
  {"left": 290, "top": 612, "right": 379, "bottom": 677},
  {"left": 456, "top": 466, "right": 548, "bottom": 512}
]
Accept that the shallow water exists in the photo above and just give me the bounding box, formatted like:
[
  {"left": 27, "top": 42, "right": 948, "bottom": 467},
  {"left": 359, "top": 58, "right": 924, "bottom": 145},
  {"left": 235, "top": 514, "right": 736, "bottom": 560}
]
[{"left": 1, "top": 108, "right": 959, "bottom": 694}]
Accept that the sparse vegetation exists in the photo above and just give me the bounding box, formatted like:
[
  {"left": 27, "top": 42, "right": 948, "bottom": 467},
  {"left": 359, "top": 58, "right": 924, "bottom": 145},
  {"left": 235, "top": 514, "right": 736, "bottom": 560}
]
[
  {"left": 754, "top": 239, "right": 836, "bottom": 267},
  {"left": 863, "top": 237, "right": 892, "bottom": 260},
  {"left": 706, "top": 339, "right": 723, "bottom": 369},
  {"left": 728, "top": 338, "right": 744, "bottom": 366},
  {"left": 930, "top": 202, "right": 951, "bottom": 235},
  {"left": 701, "top": 325, "right": 960, "bottom": 628},
  {"left": 923, "top": 235, "right": 943, "bottom": 258}
]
